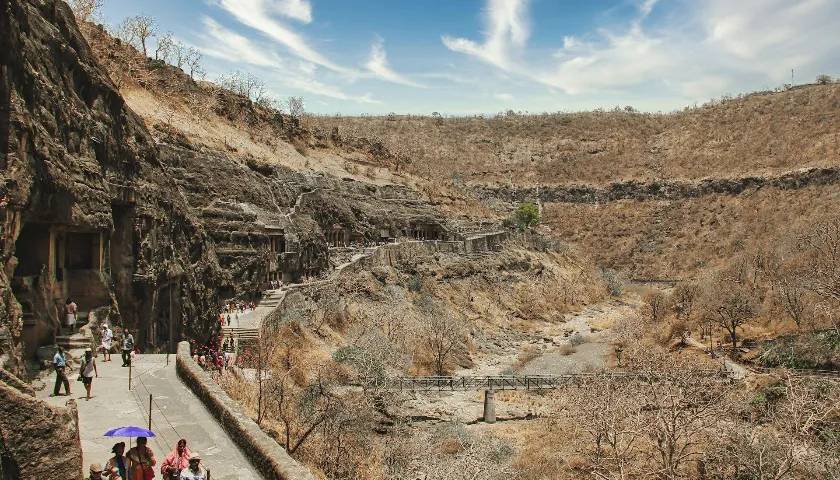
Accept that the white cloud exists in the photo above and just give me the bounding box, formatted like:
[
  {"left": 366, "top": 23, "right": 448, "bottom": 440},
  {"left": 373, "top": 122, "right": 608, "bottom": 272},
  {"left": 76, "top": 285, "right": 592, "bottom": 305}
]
[
  {"left": 494, "top": 92, "right": 514, "bottom": 101},
  {"left": 213, "top": 0, "right": 352, "bottom": 74},
  {"left": 364, "top": 38, "right": 425, "bottom": 88},
  {"left": 196, "top": 17, "right": 374, "bottom": 103},
  {"left": 541, "top": 25, "right": 670, "bottom": 94},
  {"left": 269, "top": 0, "right": 312, "bottom": 24},
  {"left": 442, "top": 0, "right": 529, "bottom": 70},
  {"left": 446, "top": 0, "right": 840, "bottom": 103},
  {"left": 199, "top": 17, "right": 281, "bottom": 68}
]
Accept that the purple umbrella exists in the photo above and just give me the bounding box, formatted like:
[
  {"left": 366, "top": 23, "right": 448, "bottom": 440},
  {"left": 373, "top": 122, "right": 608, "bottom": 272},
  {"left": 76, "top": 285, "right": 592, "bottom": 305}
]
[{"left": 104, "top": 426, "right": 155, "bottom": 438}]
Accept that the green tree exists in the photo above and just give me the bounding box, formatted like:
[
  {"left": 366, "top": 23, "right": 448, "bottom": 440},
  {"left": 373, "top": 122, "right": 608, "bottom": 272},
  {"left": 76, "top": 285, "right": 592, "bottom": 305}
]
[{"left": 514, "top": 202, "right": 540, "bottom": 230}]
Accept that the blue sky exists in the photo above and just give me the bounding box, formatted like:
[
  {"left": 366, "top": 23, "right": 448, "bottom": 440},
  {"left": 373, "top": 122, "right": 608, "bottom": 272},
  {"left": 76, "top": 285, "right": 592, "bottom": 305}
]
[{"left": 100, "top": 0, "right": 840, "bottom": 115}]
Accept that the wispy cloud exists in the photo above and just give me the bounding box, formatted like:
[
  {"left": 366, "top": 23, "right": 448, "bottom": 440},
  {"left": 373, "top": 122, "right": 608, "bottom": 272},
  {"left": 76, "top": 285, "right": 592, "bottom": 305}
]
[
  {"left": 441, "top": 0, "right": 529, "bottom": 70},
  {"left": 212, "top": 0, "right": 352, "bottom": 74},
  {"left": 270, "top": 0, "right": 312, "bottom": 24},
  {"left": 196, "top": 16, "right": 375, "bottom": 103},
  {"left": 365, "top": 37, "right": 425, "bottom": 88},
  {"left": 446, "top": 0, "right": 840, "bottom": 102},
  {"left": 200, "top": 17, "right": 281, "bottom": 68}
]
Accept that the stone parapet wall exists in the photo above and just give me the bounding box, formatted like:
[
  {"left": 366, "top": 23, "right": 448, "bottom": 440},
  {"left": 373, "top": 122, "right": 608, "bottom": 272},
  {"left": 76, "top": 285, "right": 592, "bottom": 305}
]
[{"left": 175, "top": 342, "right": 316, "bottom": 480}]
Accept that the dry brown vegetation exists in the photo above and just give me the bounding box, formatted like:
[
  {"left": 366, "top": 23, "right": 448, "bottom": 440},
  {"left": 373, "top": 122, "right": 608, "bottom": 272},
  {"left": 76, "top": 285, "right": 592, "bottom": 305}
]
[
  {"left": 542, "top": 184, "right": 840, "bottom": 278},
  {"left": 310, "top": 84, "right": 840, "bottom": 186},
  {"left": 505, "top": 345, "right": 840, "bottom": 480}
]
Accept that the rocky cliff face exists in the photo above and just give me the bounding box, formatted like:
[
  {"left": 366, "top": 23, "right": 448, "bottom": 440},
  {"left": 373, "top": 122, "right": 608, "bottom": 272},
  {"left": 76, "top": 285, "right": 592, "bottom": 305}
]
[
  {"left": 471, "top": 166, "right": 840, "bottom": 204},
  {"left": 0, "top": 0, "right": 223, "bottom": 371}
]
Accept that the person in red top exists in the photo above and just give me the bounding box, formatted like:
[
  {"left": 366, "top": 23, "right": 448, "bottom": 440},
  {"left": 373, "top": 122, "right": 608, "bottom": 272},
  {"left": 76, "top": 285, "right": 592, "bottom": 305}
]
[{"left": 161, "top": 439, "right": 191, "bottom": 480}]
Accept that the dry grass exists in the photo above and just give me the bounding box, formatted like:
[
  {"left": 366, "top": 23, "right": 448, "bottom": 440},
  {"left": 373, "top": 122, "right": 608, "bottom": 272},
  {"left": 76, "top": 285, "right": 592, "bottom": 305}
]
[
  {"left": 542, "top": 184, "right": 840, "bottom": 279},
  {"left": 310, "top": 84, "right": 840, "bottom": 187}
]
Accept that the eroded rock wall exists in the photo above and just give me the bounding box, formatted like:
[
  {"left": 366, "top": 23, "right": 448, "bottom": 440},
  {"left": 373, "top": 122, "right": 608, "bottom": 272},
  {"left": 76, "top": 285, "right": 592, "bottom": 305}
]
[
  {"left": 0, "top": 0, "right": 223, "bottom": 369},
  {"left": 0, "top": 368, "right": 82, "bottom": 480}
]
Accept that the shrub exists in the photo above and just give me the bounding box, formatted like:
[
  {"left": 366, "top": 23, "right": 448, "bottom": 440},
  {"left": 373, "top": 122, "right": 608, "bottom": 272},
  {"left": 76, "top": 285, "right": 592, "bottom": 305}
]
[
  {"left": 569, "top": 332, "right": 586, "bottom": 346},
  {"left": 599, "top": 267, "right": 623, "bottom": 296},
  {"left": 513, "top": 202, "right": 540, "bottom": 230}
]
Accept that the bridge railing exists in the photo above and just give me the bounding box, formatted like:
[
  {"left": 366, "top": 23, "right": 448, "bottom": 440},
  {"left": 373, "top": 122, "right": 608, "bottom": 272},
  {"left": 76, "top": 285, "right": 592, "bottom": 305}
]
[{"left": 366, "top": 370, "right": 727, "bottom": 392}]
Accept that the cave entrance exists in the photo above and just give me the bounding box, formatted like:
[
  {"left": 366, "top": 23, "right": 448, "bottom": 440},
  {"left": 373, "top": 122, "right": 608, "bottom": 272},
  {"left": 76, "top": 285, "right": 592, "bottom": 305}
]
[
  {"left": 328, "top": 226, "right": 348, "bottom": 247},
  {"left": 64, "top": 232, "right": 101, "bottom": 270},
  {"left": 109, "top": 205, "right": 136, "bottom": 330},
  {"left": 149, "top": 279, "right": 181, "bottom": 353},
  {"left": 269, "top": 233, "right": 286, "bottom": 253},
  {"left": 13, "top": 223, "right": 51, "bottom": 278},
  {"left": 11, "top": 223, "right": 109, "bottom": 357},
  {"left": 411, "top": 223, "right": 444, "bottom": 241}
]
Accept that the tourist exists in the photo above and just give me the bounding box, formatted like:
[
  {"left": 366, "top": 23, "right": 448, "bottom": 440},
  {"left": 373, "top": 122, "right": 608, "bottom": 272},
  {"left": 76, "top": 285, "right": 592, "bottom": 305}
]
[
  {"left": 100, "top": 324, "right": 113, "bottom": 361},
  {"left": 105, "top": 442, "right": 127, "bottom": 480},
  {"left": 80, "top": 347, "right": 98, "bottom": 400},
  {"left": 178, "top": 453, "right": 206, "bottom": 480},
  {"left": 126, "top": 437, "right": 156, "bottom": 480},
  {"left": 51, "top": 345, "right": 71, "bottom": 396},
  {"left": 161, "top": 439, "right": 191, "bottom": 480},
  {"left": 121, "top": 329, "right": 134, "bottom": 367},
  {"left": 66, "top": 298, "right": 78, "bottom": 332},
  {"left": 226, "top": 314, "right": 231, "bottom": 326},
  {"left": 87, "top": 463, "right": 104, "bottom": 480},
  {"left": 223, "top": 350, "right": 232, "bottom": 370}
]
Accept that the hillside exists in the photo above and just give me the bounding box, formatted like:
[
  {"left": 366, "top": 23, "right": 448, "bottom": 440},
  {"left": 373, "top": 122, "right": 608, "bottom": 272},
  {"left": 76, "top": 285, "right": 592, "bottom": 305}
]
[
  {"left": 311, "top": 84, "right": 840, "bottom": 186},
  {"left": 3, "top": 2, "right": 839, "bottom": 479}
]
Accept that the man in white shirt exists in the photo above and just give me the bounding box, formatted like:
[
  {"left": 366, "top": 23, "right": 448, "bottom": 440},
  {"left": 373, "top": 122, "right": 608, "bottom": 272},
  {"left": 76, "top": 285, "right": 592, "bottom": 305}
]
[{"left": 179, "top": 454, "right": 207, "bottom": 480}]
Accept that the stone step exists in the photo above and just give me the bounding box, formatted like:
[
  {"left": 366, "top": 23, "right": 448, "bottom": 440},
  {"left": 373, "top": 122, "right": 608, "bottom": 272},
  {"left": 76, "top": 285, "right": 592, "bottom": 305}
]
[{"left": 55, "top": 334, "right": 93, "bottom": 349}]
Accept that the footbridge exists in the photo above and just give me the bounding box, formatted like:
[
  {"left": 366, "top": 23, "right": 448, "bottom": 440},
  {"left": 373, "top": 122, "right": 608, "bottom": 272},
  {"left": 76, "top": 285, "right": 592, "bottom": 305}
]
[{"left": 368, "top": 370, "right": 727, "bottom": 423}]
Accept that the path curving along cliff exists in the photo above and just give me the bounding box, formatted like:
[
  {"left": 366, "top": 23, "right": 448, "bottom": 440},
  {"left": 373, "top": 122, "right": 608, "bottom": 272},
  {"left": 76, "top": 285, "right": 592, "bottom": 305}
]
[{"left": 471, "top": 166, "right": 840, "bottom": 204}]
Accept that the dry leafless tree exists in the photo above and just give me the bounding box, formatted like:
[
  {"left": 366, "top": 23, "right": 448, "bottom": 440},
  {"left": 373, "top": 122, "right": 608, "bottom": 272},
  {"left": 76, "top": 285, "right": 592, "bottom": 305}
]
[{"left": 117, "top": 15, "right": 157, "bottom": 57}]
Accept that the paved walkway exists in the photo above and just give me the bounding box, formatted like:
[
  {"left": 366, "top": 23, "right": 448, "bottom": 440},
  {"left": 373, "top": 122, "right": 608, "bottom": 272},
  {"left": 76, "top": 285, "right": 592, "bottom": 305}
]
[{"left": 38, "top": 354, "right": 260, "bottom": 479}]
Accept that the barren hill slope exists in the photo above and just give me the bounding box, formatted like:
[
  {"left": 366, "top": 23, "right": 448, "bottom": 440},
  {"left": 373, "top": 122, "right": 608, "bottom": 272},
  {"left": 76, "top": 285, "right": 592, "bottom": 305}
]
[{"left": 312, "top": 84, "right": 840, "bottom": 186}]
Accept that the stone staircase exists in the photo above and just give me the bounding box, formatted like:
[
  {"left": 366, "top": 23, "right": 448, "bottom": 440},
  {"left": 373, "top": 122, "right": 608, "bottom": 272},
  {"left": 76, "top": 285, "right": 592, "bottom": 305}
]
[
  {"left": 55, "top": 332, "right": 93, "bottom": 351},
  {"left": 220, "top": 327, "right": 259, "bottom": 353}
]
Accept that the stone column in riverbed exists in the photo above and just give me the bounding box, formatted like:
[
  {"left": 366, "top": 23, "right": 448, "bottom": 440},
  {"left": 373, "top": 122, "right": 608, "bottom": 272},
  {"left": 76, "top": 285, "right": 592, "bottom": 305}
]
[{"left": 483, "top": 389, "right": 496, "bottom": 423}]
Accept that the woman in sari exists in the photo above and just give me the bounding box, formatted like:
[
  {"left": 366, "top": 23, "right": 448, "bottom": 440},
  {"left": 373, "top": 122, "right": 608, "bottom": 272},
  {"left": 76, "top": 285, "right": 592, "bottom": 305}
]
[{"left": 126, "top": 437, "right": 156, "bottom": 480}]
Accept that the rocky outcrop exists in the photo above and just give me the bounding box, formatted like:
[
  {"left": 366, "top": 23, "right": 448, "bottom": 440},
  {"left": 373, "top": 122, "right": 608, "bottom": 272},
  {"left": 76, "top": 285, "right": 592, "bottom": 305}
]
[
  {"left": 472, "top": 166, "right": 840, "bottom": 204},
  {"left": 0, "top": 368, "right": 82, "bottom": 479}
]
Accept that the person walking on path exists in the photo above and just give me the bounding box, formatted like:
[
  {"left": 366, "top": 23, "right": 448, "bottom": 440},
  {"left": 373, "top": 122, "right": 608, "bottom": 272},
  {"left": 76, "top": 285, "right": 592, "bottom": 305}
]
[
  {"left": 105, "top": 442, "right": 128, "bottom": 480},
  {"left": 66, "top": 298, "right": 78, "bottom": 332},
  {"left": 126, "top": 436, "right": 156, "bottom": 480},
  {"left": 122, "top": 330, "right": 135, "bottom": 367},
  {"left": 80, "top": 347, "right": 98, "bottom": 400},
  {"left": 178, "top": 453, "right": 206, "bottom": 480},
  {"left": 161, "top": 439, "right": 191, "bottom": 480},
  {"left": 100, "top": 324, "right": 114, "bottom": 361},
  {"left": 51, "top": 345, "right": 71, "bottom": 396}
]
